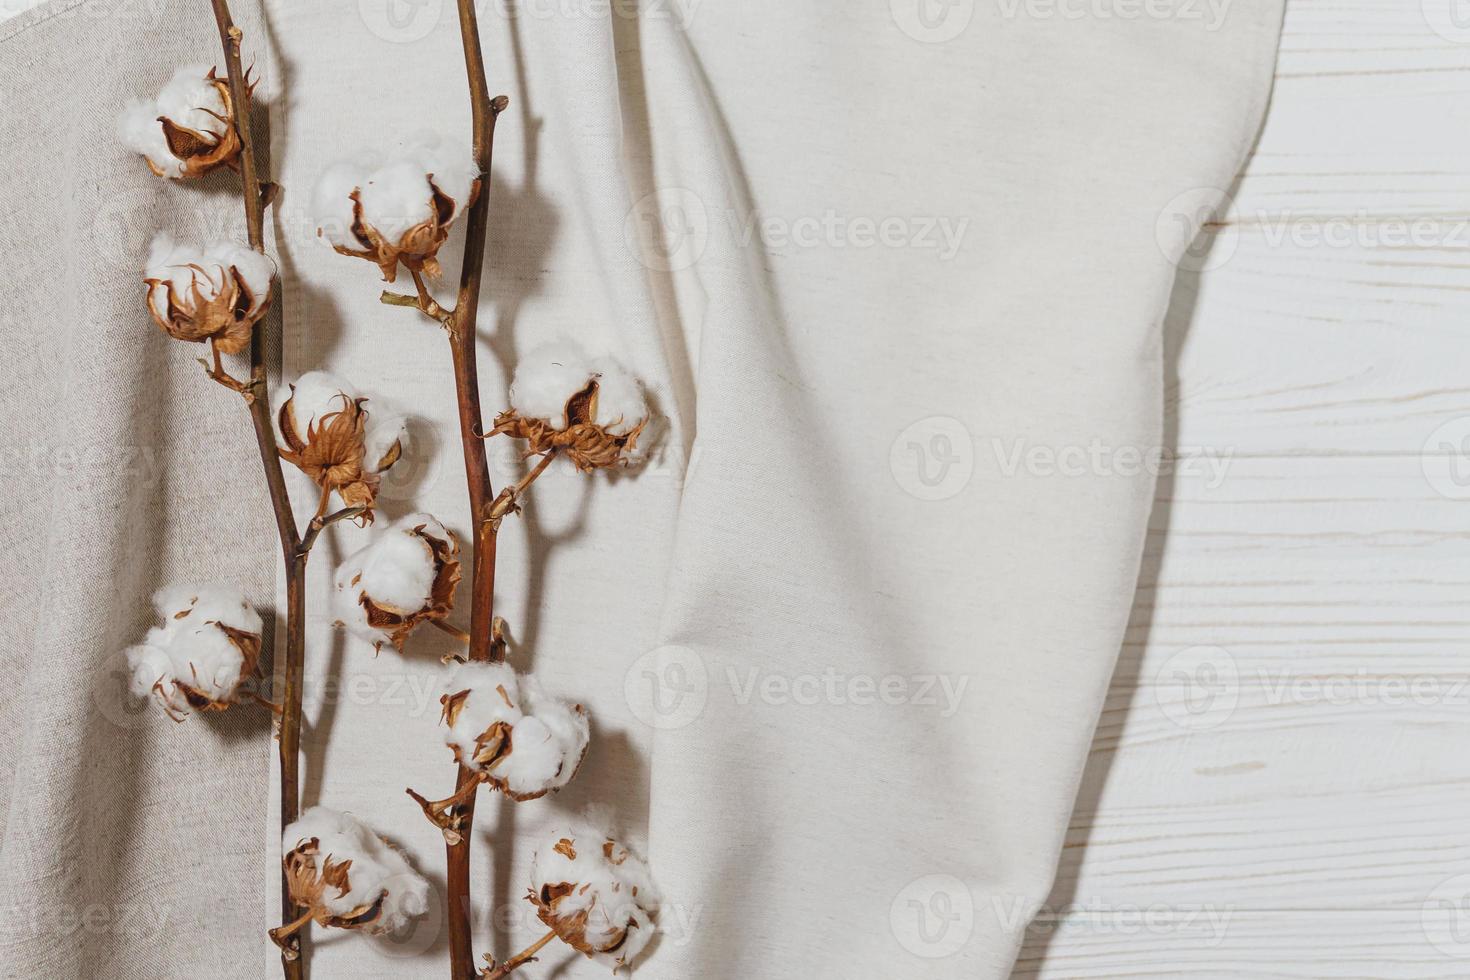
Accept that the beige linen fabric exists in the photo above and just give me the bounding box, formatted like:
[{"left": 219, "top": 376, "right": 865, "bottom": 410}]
[{"left": 0, "top": 1, "right": 1283, "bottom": 978}]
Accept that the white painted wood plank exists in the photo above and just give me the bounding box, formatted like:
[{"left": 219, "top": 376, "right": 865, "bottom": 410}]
[
  {"left": 1165, "top": 0, "right": 1470, "bottom": 454},
  {"left": 1120, "top": 456, "right": 1470, "bottom": 679},
  {"left": 1023, "top": 3, "right": 1470, "bottom": 975},
  {"left": 1014, "top": 911, "right": 1470, "bottom": 978}
]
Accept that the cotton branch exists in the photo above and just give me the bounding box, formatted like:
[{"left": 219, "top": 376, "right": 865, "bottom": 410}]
[
  {"left": 206, "top": 2, "right": 308, "bottom": 978},
  {"left": 437, "top": 1, "right": 510, "bottom": 976}
]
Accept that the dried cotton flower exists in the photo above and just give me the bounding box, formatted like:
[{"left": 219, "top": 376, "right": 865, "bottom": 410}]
[
  {"left": 408, "top": 662, "right": 589, "bottom": 842},
  {"left": 118, "top": 65, "right": 246, "bottom": 179},
  {"left": 527, "top": 822, "right": 659, "bottom": 971},
  {"left": 492, "top": 340, "right": 650, "bottom": 471},
  {"left": 271, "top": 806, "right": 431, "bottom": 958},
  {"left": 144, "top": 233, "right": 273, "bottom": 355},
  {"left": 312, "top": 135, "right": 479, "bottom": 282},
  {"left": 332, "top": 513, "right": 461, "bottom": 652},
  {"left": 275, "top": 371, "right": 405, "bottom": 520},
  {"left": 441, "top": 661, "right": 590, "bottom": 800},
  {"left": 125, "top": 585, "right": 262, "bottom": 721}
]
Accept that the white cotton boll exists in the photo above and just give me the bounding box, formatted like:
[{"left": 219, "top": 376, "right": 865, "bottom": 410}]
[
  {"left": 312, "top": 161, "right": 369, "bottom": 249},
  {"left": 283, "top": 807, "right": 431, "bottom": 933},
  {"left": 145, "top": 234, "right": 273, "bottom": 317},
  {"left": 406, "top": 134, "right": 479, "bottom": 218},
  {"left": 284, "top": 370, "right": 359, "bottom": 438},
  {"left": 333, "top": 514, "right": 452, "bottom": 649},
  {"left": 126, "top": 584, "right": 261, "bottom": 718},
  {"left": 444, "top": 662, "right": 590, "bottom": 798},
  {"left": 358, "top": 159, "right": 437, "bottom": 244},
  {"left": 530, "top": 820, "right": 660, "bottom": 968},
  {"left": 363, "top": 413, "right": 406, "bottom": 474},
  {"left": 118, "top": 66, "right": 227, "bottom": 178},
  {"left": 154, "top": 65, "right": 228, "bottom": 139},
  {"left": 118, "top": 100, "right": 182, "bottom": 177},
  {"left": 358, "top": 532, "right": 437, "bottom": 613},
  {"left": 509, "top": 340, "right": 595, "bottom": 429},
  {"left": 587, "top": 356, "right": 647, "bottom": 436}
]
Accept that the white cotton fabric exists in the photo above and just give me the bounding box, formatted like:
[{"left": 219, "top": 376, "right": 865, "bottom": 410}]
[
  {"left": 125, "top": 584, "right": 261, "bottom": 717},
  {"left": 0, "top": 2, "right": 1285, "bottom": 979},
  {"left": 282, "top": 806, "right": 430, "bottom": 932},
  {"left": 442, "top": 661, "right": 590, "bottom": 796},
  {"left": 510, "top": 340, "right": 647, "bottom": 434},
  {"left": 145, "top": 232, "right": 273, "bottom": 317},
  {"left": 116, "top": 63, "right": 225, "bottom": 178}
]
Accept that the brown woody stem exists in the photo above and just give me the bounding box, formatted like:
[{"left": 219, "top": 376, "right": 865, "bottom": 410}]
[
  {"left": 208, "top": 4, "right": 307, "bottom": 979},
  {"left": 439, "top": 2, "right": 510, "bottom": 976},
  {"left": 480, "top": 930, "right": 558, "bottom": 979}
]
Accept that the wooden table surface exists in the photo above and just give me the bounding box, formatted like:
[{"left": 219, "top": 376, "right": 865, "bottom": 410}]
[{"left": 1016, "top": 2, "right": 1470, "bottom": 975}]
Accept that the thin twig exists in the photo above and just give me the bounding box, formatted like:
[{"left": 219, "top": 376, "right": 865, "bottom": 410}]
[
  {"left": 480, "top": 930, "right": 557, "bottom": 979},
  {"left": 442, "top": 1, "right": 511, "bottom": 976},
  {"left": 207, "top": 3, "right": 307, "bottom": 978},
  {"left": 488, "top": 450, "right": 556, "bottom": 523},
  {"left": 430, "top": 618, "right": 472, "bottom": 644},
  {"left": 298, "top": 504, "right": 368, "bottom": 557}
]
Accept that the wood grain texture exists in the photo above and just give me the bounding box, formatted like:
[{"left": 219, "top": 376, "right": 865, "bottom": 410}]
[{"left": 1020, "top": 2, "right": 1470, "bottom": 975}]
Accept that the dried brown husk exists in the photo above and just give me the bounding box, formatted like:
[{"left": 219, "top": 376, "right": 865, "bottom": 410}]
[
  {"left": 275, "top": 838, "right": 387, "bottom": 940},
  {"left": 278, "top": 392, "right": 395, "bottom": 520},
  {"left": 328, "top": 176, "right": 480, "bottom": 283},
  {"left": 492, "top": 378, "right": 647, "bottom": 472},
  {"left": 144, "top": 260, "right": 269, "bottom": 354},
  {"left": 150, "top": 68, "right": 249, "bottom": 179},
  {"left": 351, "top": 521, "right": 462, "bottom": 651}
]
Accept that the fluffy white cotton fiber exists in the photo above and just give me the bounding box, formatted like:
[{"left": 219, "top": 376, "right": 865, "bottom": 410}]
[
  {"left": 118, "top": 65, "right": 228, "bottom": 178},
  {"left": 145, "top": 232, "right": 273, "bottom": 319},
  {"left": 313, "top": 135, "right": 478, "bottom": 247},
  {"left": 333, "top": 513, "right": 452, "bottom": 649},
  {"left": 283, "top": 806, "right": 430, "bottom": 933},
  {"left": 509, "top": 340, "right": 647, "bottom": 433},
  {"left": 444, "top": 661, "right": 590, "bottom": 799},
  {"left": 126, "top": 584, "right": 262, "bottom": 718},
  {"left": 530, "top": 818, "right": 660, "bottom": 968}
]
